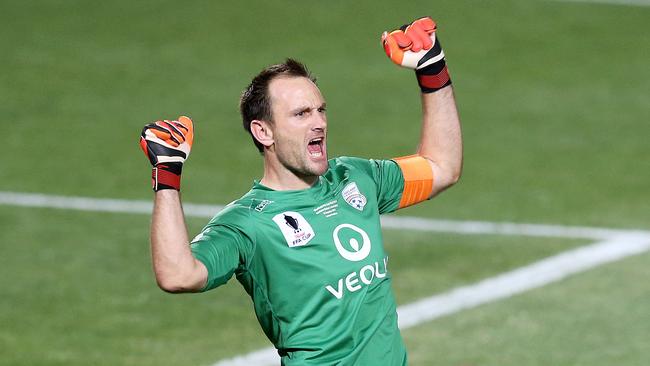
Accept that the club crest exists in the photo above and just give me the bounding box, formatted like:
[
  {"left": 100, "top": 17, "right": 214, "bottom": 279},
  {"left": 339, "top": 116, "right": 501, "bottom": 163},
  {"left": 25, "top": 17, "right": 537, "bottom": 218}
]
[{"left": 342, "top": 182, "right": 367, "bottom": 211}]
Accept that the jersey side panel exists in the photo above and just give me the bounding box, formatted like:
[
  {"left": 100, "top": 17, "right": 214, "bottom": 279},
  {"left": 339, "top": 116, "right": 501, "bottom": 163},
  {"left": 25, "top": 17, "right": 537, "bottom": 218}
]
[{"left": 190, "top": 202, "right": 255, "bottom": 291}]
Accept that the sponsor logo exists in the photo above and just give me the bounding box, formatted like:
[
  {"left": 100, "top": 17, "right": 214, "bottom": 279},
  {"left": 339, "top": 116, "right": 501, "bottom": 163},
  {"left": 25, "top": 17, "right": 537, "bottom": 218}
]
[
  {"left": 332, "top": 223, "right": 371, "bottom": 261},
  {"left": 326, "top": 224, "right": 387, "bottom": 299},
  {"left": 254, "top": 199, "right": 273, "bottom": 212},
  {"left": 325, "top": 256, "right": 389, "bottom": 299},
  {"left": 272, "top": 211, "right": 315, "bottom": 247},
  {"left": 342, "top": 182, "right": 367, "bottom": 211},
  {"left": 313, "top": 200, "right": 338, "bottom": 217}
]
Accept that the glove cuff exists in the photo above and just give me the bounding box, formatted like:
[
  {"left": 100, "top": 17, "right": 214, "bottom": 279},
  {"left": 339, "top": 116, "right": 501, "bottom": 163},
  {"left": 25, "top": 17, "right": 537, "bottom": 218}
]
[
  {"left": 416, "top": 59, "right": 452, "bottom": 93},
  {"left": 152, "top": 162, "right": 183, "bottom": 191}
]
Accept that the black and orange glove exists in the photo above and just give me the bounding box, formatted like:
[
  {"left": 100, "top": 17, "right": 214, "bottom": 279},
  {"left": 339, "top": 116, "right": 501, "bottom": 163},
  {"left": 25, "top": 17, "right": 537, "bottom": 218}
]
[
  {"left": 382, "top": 17, "right": 451, "bottom": 93},
  {"left": 139, "top": 116, "right": 194, "bottom": 191}
]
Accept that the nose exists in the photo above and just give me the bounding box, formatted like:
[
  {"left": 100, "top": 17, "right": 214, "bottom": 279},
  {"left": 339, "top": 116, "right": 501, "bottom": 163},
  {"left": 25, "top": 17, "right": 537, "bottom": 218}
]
[{"left": 312, "top": 111, "right": 327, "bottom": 131}]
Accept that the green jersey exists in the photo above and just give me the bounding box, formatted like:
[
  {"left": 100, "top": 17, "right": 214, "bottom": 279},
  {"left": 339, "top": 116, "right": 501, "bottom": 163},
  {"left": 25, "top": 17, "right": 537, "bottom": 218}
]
[{"left": 191, "top": 156, "right": 408, "bottom": 365}]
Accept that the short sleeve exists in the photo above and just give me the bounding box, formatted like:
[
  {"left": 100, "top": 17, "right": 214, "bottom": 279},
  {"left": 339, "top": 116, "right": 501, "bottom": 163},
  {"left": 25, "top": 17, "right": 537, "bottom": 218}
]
[
  {"left": 336, "top": 157, "right": 405, "bottom": 214},
  {"left": 368, "top": 159, "right": 406, "bottom": 214},
  {"left": 190, "top": 224, "right": 254, "bottom": 292},
  {"left": 336, "top": 156, "right": 434, "bottom": 214}
]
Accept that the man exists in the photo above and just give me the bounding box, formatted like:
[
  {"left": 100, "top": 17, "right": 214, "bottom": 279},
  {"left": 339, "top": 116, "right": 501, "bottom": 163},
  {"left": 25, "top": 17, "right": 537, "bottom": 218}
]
[{"left": 140, "top": 17, "right": 462, "bottom": 365}]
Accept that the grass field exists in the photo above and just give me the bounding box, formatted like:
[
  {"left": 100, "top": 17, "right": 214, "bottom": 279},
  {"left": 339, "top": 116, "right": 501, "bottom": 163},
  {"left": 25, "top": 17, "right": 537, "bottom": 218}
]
[{"left": 1, "top": 0, "right": 649, "bottom": 365}]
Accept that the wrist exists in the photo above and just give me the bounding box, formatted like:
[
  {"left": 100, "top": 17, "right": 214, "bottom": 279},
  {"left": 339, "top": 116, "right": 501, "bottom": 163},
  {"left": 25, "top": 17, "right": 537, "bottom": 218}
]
[
  {"left": 152, "top": 162, "right": 183, "bottom": 191},
  {"left": 416, "top": 59, "right": 451, "bottom": 93},
  {"left": 414, "top": 34, "right": 451, "bottom": 93}
]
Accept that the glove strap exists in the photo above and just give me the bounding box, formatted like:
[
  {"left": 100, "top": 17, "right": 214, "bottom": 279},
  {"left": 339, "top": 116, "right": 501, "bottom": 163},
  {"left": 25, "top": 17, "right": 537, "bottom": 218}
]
[
  {"left": 414, "top": 36, "right": 452, "bottom": 93},
  {"left": 416, "top": 59, "right": 451, "bottom": 93},
  {"left": 152, "top": 162, "right": 183, "bottom": 191},
  {"left": 416, "top": 60, "right": 451, "bottom": 93}
]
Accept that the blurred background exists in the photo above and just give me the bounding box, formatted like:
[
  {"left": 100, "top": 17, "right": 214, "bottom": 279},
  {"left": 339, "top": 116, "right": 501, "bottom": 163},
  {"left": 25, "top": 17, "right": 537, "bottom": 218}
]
[{"left": 1, "top": 0, "right": 648, "bottom": 365}]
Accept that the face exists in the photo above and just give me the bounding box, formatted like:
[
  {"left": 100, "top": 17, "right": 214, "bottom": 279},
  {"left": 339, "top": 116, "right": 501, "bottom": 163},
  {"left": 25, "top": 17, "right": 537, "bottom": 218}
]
[{"left": 267, "top": 76, "right": 328, "bottom": 179}]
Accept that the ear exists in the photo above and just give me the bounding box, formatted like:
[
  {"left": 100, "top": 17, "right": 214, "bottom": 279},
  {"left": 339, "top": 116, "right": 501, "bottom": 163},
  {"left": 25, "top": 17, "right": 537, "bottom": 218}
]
[{"left": 250, "top": 119, "right": 274, "bottom": 149}]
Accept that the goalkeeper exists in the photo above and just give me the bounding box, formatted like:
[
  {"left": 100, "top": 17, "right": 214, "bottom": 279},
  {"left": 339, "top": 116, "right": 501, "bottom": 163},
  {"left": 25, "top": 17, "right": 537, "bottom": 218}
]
[{"left": 140, "top": 17, "right": 462, "bottom": 365}]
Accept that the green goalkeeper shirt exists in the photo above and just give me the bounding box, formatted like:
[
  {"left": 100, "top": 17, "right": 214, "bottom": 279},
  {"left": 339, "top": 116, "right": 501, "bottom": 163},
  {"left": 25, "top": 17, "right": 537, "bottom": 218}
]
[{"left": 191, "top": 156, "right": 409, "bottom": 365}]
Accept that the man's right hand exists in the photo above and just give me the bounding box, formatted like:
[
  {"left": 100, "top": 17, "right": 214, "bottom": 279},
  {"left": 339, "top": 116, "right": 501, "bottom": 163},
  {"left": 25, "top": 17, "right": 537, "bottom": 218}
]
[{"left": 139, "top": 116, "right": 194, "bottom": 191}]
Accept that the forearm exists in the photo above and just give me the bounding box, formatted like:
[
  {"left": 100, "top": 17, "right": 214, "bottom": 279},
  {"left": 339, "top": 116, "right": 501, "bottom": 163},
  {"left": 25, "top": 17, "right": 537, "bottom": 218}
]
[
  {"left": 418, "top": 85, "right": 463, "bottom": 195},
  {"left": 151, "top": 190, "right": 207, "bottom": 292},
  {"left": 381, "top": 17, "right": 462, "bottom": 197}
]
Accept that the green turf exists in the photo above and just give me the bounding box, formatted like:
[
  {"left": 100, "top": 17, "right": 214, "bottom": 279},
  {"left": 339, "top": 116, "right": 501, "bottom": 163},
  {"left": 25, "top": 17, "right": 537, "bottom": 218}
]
[
  {"left": 1, "top": 0, "right": 648, "bottom": 228},
  {"left": 0, "top": 207, "right": 264, "bottom": 366},
  {"left": 1, "top": 0, "right": 649, "bottom": 364},
  {"left": 383, "top": 230, "right": 587, "bottom": 304},
  {"left": 0, "top": 207, "right": 585, "bottom": 365},
  {"left": 403, "top": 251, "right": 650, "bottom": 366}
]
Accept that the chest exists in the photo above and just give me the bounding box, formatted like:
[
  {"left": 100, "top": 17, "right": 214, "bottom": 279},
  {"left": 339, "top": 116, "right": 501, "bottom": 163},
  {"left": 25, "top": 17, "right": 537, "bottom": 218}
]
[{"left": 251, "top": 184, "right": 387, "bottom": 279}]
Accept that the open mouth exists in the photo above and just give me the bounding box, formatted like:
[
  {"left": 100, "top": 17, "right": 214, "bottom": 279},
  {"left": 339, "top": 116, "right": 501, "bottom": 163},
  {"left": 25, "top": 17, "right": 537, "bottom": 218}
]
[{"left": 307, "top": 137, "right": 325, "bottom": 158}]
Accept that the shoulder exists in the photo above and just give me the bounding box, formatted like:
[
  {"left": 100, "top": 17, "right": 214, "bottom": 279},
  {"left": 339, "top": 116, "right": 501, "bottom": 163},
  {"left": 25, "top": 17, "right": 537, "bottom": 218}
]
[
  {"left": 328, "top": 156, "right": 372, "bottom": 175},
  {"left": 327, "top": 156, "right": 399, "bottom": 178},
  {"left": 206, "top": 196, "right": 255, "bottom": 228}
]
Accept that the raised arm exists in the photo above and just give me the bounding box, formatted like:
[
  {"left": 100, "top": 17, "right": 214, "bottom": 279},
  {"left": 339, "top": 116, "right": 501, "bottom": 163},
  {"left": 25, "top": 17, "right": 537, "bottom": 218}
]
[
  {"left": 140, "top": 117, "right": 207, "bottom": 292},
  {"left": 418, "top": 86, "right": 462, "bottom": 196},
  {"left": 382, "top": 17, "right": 462, "bottom": 199},
  {"left": 150, "top": 190, "right": 207, "bottom": 292}
]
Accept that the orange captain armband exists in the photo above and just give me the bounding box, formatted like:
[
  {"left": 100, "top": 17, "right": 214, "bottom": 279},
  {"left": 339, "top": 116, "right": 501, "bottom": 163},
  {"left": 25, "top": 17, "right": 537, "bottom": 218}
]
[{"left": 393, "top": 155, "right": 434, "bottom": 209}]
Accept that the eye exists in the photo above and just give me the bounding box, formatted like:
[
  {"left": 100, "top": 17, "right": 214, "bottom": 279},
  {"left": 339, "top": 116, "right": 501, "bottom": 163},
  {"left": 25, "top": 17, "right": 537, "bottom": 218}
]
[
  {"left": 295, "top": 111, "right": 305, "bottom": 117},
  {"left": 318, "top": 107, "right": 327, "bottom": 113}
]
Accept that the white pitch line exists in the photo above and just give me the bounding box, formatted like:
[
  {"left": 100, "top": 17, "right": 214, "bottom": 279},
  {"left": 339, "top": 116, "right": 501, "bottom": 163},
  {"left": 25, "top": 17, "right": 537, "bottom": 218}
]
[
  {"left": 2, "top": 191, "right": 650, "bottom": 366},
  {"left": 0, "top": 192, "right": 650, "bottom": 366},
  {"left": 380, "top": 216, "right": 634, "bottom": 240},
  {"left": 396, "top": 233, "right": 650, "bottom": 328},
  {"left": 211, "top": 348, "right": 279, "bottom": 366},
  {"left": 0, "top": 191, "right": 643, "bottom": 240},
  {"left": 0, "top": 191, "right": 224, "bottom": 217},
  {"left": 212, "top": 233, "right": 650, "bottom": 366}
]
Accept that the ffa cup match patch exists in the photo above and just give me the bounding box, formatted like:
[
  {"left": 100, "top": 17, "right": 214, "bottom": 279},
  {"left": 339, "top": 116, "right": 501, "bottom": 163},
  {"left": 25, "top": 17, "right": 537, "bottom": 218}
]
[
  {"left": 342, "top": 182, "right": 367, "bottom": 211},
  {"left": 272, "top": 211, "right": 316, "bottom": 247}
]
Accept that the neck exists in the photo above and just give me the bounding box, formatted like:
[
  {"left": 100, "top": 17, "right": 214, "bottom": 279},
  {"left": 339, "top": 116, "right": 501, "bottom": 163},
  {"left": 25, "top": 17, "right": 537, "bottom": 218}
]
[
  {"left": 260, "top": 155, "right": 319, "bottom": 191},
  {"left": 260, "top": 171, "right": 318, "bottom": 191}
]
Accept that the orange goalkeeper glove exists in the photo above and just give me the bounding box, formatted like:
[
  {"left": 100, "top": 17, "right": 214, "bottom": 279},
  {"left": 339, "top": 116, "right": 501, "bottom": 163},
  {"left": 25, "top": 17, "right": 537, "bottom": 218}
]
[
  {"left": 382, "top": 17, "right": 451, "bottom": 93},
  {"left": 139, "top": 116, "right": 194, "bottom": 191}
]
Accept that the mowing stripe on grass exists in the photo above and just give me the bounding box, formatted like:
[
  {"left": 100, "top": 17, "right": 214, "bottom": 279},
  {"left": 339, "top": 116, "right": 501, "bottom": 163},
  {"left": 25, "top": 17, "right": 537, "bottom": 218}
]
[
  {"left": 2, "top": 191, "right": 650, "bottom": 366},
  {"left": 553, "top": 0, "right": 650, "bottom": 6}
]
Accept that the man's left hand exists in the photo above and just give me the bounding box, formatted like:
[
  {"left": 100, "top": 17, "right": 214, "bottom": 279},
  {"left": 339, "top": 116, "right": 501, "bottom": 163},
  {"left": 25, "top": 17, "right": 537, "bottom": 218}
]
[{"left": 381, "top": 17, "right": 451, "bottom": 93}]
